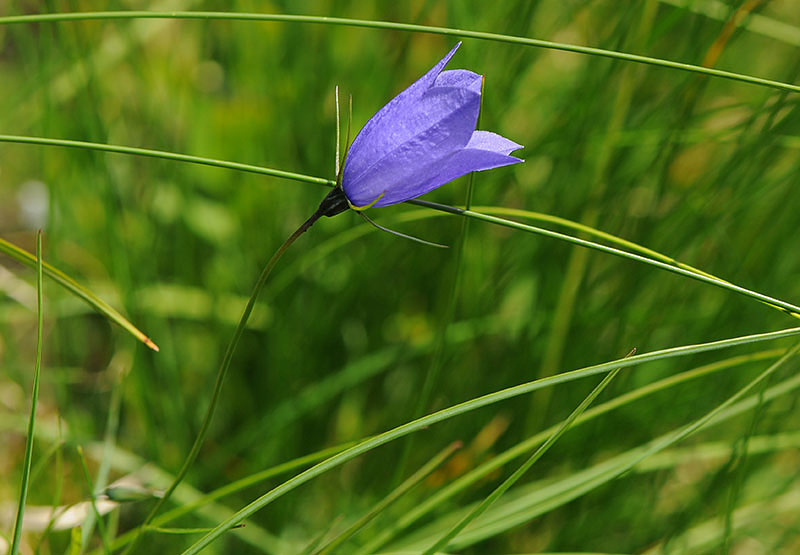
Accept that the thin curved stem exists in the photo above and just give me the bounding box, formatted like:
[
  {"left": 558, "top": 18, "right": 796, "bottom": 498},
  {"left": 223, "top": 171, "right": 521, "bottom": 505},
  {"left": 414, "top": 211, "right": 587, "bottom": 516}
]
[
  {"left": 123, "top": 209, "right": 324, "bottom": 554},
  {"left": 3, "top": 133, "right": 798, "bottom": 318},
  {"left": 0, "top": 12, "right": 798, "bottom": 93},
  {"left": 411, "top": 200, "right": 800, "bottom": 317},
  {"left": 0, "top": 134, "right": 332, "bottom": 187}
]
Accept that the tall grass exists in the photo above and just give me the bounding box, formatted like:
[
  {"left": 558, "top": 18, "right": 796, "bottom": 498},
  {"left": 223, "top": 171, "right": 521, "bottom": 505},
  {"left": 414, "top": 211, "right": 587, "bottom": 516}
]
[{"left": 1, "top": 1, "right": 800, "bottom": 553}]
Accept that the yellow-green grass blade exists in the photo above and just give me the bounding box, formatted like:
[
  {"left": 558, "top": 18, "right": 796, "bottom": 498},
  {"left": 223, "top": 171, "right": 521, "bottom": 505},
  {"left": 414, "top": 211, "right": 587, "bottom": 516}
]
[
  {"left": 469, "top": 205, "right": 800, "bottom": 321},
  {"left": 0, "top": 236, "right": 159, "bottom": 351}
]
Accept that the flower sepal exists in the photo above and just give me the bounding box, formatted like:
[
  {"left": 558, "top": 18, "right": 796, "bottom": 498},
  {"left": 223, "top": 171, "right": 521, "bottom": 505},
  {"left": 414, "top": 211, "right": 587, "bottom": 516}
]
[{"left": 316, "top": 186, "right": 350, "bottom": 218}]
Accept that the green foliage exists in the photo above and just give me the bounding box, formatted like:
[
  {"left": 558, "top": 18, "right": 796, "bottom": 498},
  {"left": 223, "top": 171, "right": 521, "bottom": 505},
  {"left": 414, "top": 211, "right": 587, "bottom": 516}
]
[{"left": 2, "top": 1, "right": 800, "bottom": 553}]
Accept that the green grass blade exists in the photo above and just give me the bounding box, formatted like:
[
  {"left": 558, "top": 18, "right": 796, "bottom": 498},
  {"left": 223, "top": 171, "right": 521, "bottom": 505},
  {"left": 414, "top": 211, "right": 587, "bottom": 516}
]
[
  {"left": 414, "top": 201, "right": 800, "bottom": 317},
  {"left": 98, "top": 441, "right": 353, "bottom": 554},
  {"left": 271, "top": 204, "right": 798, "bottom": 332},
  {"left": 0, "top": 235, "right": 159, "bottom": 351},
  {"left": 356, "top": 348, "right": 785, "bottom": 553},
  {"left": 454, "top": 344, "right": 800, "bottom": 549},
  {"left": 394, "top": 344, "right": 800, "bottom": 551},
  {"left": 4, "top": 133, "right": 797, "bottom": 319},
  {"left": 9, "top": 230, "right": 44, "bottom": 555},
  {"left": 438, "top": 350, "right": 800, "bottom": 545},
  {"left": 0, "top": 134, "right": 330, "bottom": 187},
  {"left": 180, "top": 326, "right": 800, "bottom": 554},
  {"left": 316, "top": 441, "right": 461, "bottom": 555},
  {"left": 470, "top": 205, "right": 800, "bottom": 320},
  {"left": 423, "top": 355, "right": 627, "bottom": 554},
  {"left": 146, "top": 525, "right": 242, "bottom": 536},
  {"left": 75, "top": 446, "right": 111, "bottom": 554},
  {"left": 0, "top": 12, "right": 798, "bottom": 93},
  {"left": 4, "top": 133, "right": 797, "bottom": 320}
]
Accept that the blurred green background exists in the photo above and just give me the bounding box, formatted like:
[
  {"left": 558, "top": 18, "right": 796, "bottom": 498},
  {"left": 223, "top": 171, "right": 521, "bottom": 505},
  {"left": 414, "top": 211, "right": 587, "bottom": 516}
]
[{"left": 2, "top": 0, "right": 800, "bottom": 553}]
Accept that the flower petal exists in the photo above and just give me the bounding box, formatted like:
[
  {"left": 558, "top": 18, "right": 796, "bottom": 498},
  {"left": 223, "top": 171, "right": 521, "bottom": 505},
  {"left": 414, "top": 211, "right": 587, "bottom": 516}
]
[
  {"left": 467, "top": 130, "right": 524, "bottom": 156},
  {"left": 343, "top": 43, "right": 462, "bottom": 185},
  {"left": 344, "top": 86, "right": 481, "bottom": 206},
  {"left": 434, "top": 69, "right": 482, "bottom": 93},
  {"left": 369, "top": 134, "right": 523, "bottom": 207},
  {"left": 338, "top": 43, "right": 524, "bottom": 209}
]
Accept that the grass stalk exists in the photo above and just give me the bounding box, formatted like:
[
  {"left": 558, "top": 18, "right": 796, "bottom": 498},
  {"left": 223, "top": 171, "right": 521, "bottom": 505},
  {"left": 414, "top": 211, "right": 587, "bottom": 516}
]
[
  {"left": 76, "top": 446, "right": 111, "bottom": 554},
  {"left": 9, "top": 230, "right": 44, "bottom": 555},
  {"left": 423, "top": 352, "right": 629, "bottom": 554},
  {"left": 3, "top": 134, "right": 796, "bottom": 319},
  {"left": 0, "top": 12, "right": 798, "bottom": 93},
  {"left": 316, "top": 441, "right": 461, "bottom": 554},
  {"left": 181, "top": 326, "right": 800, "bottom": 554},
  {"left": 356, "top": 348, "right": 785, "bottom": 552},
  {"left": 396, "top": 344, "right": 800, "bottom": 551}
]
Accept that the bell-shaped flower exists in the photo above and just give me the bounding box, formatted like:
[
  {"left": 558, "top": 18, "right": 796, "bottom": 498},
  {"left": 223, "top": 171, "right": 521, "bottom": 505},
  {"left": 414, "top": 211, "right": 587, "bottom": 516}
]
[{"left": 341, "top": 42, "right": 523, "bottom": 209}]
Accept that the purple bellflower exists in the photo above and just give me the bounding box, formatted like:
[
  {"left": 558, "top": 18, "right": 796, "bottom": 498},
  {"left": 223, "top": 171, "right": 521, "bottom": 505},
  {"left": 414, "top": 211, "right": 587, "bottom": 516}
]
[
  {"left": 313, "top": 43, "right": 523, "bottom": 245},
  {"left": 340, "top": 42, "right": 523, "bottom": 208}
]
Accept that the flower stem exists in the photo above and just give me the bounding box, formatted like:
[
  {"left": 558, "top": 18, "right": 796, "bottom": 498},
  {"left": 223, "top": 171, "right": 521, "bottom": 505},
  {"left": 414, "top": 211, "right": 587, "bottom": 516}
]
[{"left": 124, "top": 208, "right": 325, "bottom": 554}]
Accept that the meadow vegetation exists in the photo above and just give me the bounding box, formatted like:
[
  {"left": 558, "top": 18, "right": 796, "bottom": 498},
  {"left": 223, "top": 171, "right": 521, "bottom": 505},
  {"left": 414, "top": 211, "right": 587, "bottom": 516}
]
[{"left": 2, "top": 1, "right": 800, "bottom": 553}]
